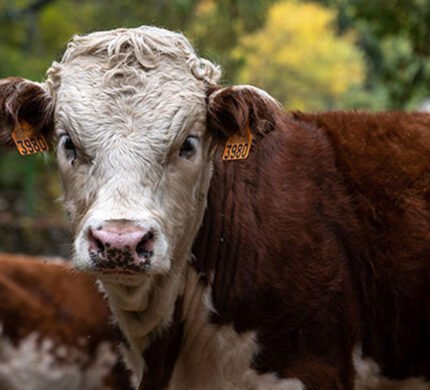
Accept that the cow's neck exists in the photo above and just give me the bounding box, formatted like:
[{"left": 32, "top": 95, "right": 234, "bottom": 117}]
[
  {"left": 101, "top": 254, "right": 215, "bottom": 389},
  {"left": 138, "top": 265, "right": 211, "bottom": 390},
  {"left": 100, "top": 268, "right": 182, "bottom": 377}
]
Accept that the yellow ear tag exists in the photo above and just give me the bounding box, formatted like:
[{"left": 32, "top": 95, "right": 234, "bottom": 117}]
[
  {"left": 222, "top": 126, "right": 253, "bottom": 161},
  {"left": 11, "top": 120, "right": 49, "bottom": 156}
]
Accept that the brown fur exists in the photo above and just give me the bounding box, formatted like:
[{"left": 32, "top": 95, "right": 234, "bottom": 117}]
[
  {"left": 195, "top": 92, "right": 430, "bottom": 388},
  {"left": 293, "top": 111, "right": 430, "bottom": 380},
  {"left": 0, "top": 253, "right": 132, "bottom": 389},
  {"left": 207, "top": 86, "right": 283, "bottom": 140},
  {"left": 0, "top": 77, "right": 54, "bottom": 147}
]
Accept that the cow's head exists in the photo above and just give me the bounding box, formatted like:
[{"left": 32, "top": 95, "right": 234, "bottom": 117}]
[{"left": 0, "top": 26, "right": 282, "bottom": 287}]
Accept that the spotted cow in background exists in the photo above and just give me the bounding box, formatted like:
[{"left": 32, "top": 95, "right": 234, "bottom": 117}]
[
  {"left": 0, "top": 26, "right": 429, "bottom": 389},
  {"left": 0, "top": 253, "right": 133, "bottom": 390}
]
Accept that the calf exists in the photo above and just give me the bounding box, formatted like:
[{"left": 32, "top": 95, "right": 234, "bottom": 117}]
[
  {"left": 0, "top": 253, "right": 133, "bottom": 389},
  {"left": 0, "top": 26, "right": 429, "bottom": 389}
]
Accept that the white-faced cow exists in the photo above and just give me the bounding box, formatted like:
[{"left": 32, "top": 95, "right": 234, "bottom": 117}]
[
  {"left": 0, "top": 26, "right": 429, "bottom": 389},
  {"left": 0, "top": 253, "right": 133, "bottom": 389}
]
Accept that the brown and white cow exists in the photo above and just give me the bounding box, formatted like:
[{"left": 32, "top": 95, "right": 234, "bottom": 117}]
[
  {"left": 0, "top": 26, "right": 430, "bottom": 389},
  {"left": 0, "top": 253, "right": 133, "bottom": 389}
]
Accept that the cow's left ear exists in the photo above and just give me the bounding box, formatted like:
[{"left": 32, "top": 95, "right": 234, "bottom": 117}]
[
  {"left": 0, "top": 77, "right": 54, "bottom": 148},
  {"left": 206, "top": 85, "right": 284, "bottom": 141}
]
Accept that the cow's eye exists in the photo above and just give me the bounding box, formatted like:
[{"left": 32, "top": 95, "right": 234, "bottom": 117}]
[
  {"left": 179, "top": 136, "right": 199, "bottom": 159},
  {"left": 61, "top": 134, "right": 77, "bottom": 162}
]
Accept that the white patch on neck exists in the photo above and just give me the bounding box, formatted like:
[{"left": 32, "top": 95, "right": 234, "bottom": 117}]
[
  {"left": 167, "top": 267, "right": 304, "bottom": 390},
  {"left": 353, "top": 347, "right": 430, "bottom": 389}
]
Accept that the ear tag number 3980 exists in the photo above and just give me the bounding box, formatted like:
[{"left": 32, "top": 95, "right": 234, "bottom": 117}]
[
  {"left": 11, "top": 120, "right": 49, "bottom": 156},
  {"left": 222, "top": 126, "right": 253, "bottom": 161}
]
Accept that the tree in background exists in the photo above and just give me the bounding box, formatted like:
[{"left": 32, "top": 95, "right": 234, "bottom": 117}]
[
  {"left": 1, "top": 0, "right": 430, "bottom": 224},
  {"left": 319, "top": 0, "right": 430, "bottom": 109},
  {"left": 1, "top": 0, "right": 429, "bottom": 109},
  {"left": 233, "top": 1, "right": 365, "bottom": 110},
  {"left": 186, "top": 0, "right": 277, "bottom": 83}
]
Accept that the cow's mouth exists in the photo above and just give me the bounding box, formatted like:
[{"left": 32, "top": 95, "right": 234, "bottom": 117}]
[
  {"left": 90, "top": 259, "right": 153, "bottom": 274},
  {"left": 99, "top": 268, "right": 140, "bottom": 275},
  {"left": 94, "top": 268, "right": 152, "bottom": 286}
]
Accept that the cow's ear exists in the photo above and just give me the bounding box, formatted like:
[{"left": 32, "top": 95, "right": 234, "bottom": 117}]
[
  {"left": 0, "top": 77, "right": 54, "bottom": 148},
  {"left": 206, "top": 85, "right": 284, "bottom": 141}
]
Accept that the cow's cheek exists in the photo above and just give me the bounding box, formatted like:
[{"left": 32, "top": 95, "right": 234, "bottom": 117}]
[
  {"left": 57, "top": 160, "right": 98, "bottom": 232},
  {"left": 160, "top": 157, "right": 212, "bottom": 257}
]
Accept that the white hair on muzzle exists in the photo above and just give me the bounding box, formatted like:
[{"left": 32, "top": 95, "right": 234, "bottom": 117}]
[{"left": 46, "top": 25, "right": 221, "bottom": 93}]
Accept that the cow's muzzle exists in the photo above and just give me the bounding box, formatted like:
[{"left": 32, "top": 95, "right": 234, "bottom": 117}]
[{"left": 87, "top": 220, "right": 157, "bottom": 272}]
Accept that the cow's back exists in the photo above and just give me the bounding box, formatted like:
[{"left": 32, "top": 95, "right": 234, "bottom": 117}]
[{"left": 293, "top": 111, "right": 430, "bottom": 380}]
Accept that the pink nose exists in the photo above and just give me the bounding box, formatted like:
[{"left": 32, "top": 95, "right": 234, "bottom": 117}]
[{"left": 88, "top": 221, "right": 154, "bottom": 270}]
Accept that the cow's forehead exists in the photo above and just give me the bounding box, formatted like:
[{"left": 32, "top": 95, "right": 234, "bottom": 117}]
[
  {"left": 47, "top": 26, "right": 220, "bottom": 149},
  {"left": 55, "top": 57, "right": 207, "bottom": 143},
  {"left": 47, "top": 26, "right": 221, "bottom": 85}
]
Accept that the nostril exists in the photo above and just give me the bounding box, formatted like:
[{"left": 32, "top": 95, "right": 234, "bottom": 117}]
[
  {"left": 88, "top": 229, "right": 105, "bottom": 254},
  {"left": 144, "top": 231, "right": 154, "bottom": 242},
  {"left": 136, "top": 231, "right": 154, "bottom": 259},
  {"left": 95, "top": 238, "right": 105, "bottom": 253}
]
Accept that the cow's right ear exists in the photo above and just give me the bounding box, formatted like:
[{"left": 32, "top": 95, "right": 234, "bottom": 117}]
[
  {"left": 0, "top": 77, "right": 54, "bottom": 148},
  {"left": 206, "top": 85, "right": 284, "bottom": 142}
]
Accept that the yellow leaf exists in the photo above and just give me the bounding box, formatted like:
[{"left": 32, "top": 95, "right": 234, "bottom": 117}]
[{"left": 234, "top": 1, "right": 365, "bottom": 110}]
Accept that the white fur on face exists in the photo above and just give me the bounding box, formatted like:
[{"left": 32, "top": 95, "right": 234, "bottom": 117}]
[{"left": 47, "top": 26, "right": 220, "bottom": 281}]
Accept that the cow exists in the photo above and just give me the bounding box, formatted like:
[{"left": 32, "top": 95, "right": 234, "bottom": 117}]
[
  {"left": 0, "top": 26, "right": 429, "bottom": 389},
  {"left": 0, "top": 253, "right": 133, "bottom": 389}
]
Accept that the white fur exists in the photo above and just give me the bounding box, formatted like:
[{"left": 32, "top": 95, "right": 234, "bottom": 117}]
[
  {"left": 353, "top": 347, "right": 430, "bottom": 390},
  {"left": 209, "top": 84, "right": 284, "bottom": 111},
  {"left": 0, "top": 330, "right": 119, "bottom": 390},
  {"left": 167, "top": 267, "right": 305, "bottom": 390}
]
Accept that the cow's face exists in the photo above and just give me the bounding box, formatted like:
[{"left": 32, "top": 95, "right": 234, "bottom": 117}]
[
  {"left": 0, "top": 27, "right": 281, "bottom": 286},
  {"left": 47, "top": 27, "right": 223, "bottom": 285}
]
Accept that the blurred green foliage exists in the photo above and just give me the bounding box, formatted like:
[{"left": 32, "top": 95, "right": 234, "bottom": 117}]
[
  {"left": 234, "top": 2, "right": 365, "bottom": 110},
  {"left": 1, "top": 0, "right": 429, "bottom": 219},
  {"left": 321, "top": 0, "right": 430, "bottom": 109}
]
